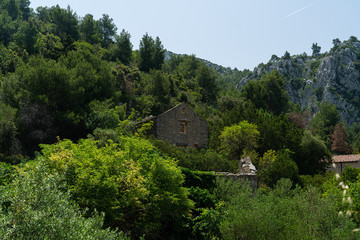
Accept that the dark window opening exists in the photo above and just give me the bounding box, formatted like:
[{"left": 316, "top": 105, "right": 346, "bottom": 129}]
[{"left": 180, "top": 121, "right": 187, "bottom": 133}]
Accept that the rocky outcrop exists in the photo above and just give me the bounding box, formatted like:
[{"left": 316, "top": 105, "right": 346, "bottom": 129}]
[{"left": 237, "top": 39, "right": 360, "bottom": 125}]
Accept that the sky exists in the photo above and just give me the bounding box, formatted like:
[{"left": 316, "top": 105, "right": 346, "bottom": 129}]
[{"left": 29, "top": 0, "right": 360, "bottom": 70}]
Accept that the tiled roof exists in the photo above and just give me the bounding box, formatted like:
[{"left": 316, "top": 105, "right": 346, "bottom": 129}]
[{"left": 333, "top": 154, "right": 360, "bottom": 163}]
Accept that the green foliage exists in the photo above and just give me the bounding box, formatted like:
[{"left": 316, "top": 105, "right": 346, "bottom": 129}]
[
  {"left": 0, "top": 102, "right": 17, "bottom": 155},
  {"left": 0, "top": 161, "right": 15, "bottom": 186},
  {"left": 111, "top": 29, "right": 133, "bottom": 65},
  {"left": 35, "top": 32, "right": 64, "bottom": 59},
  {"left": 342, "top": 166, "right": 360, "bottom": 184},
  {"left": 347, "top": 122, "right": 360, "bottom": 153},
  {"left": 98, "top": 14, "right": 117, "bottom": 48},
  {"left": 219, "top": 120, "right": 259, "bottom": 160},
  {"left": 0, "top": 43, "right": 22, "bottom": 74},
  {"left": 143, "top": 70, "right": 171, "bottom": 114},
  {"left": 300, "top": 172, "right": 334, "bottom": 189},
  {"left": 0, "top": 11, "right": 16, "bottom": 45},
  {"left": 349, "top": 177, "right": 360, "bottom": 213},
  {"left": 253, "top": 109, "right": 303, "bottom": 155},
  {"left": 79, "top": 14, "right": 101, "bottom": 44},
  {"left": 181, "top": 168, "right": 217, "bottom": 190},
  {"left": 283, "top": 51, "right": 290, "bottom": 60},
  {"left": 192, "top": 205, "right": 223, "bottom": 240},
  {"left": 310, "top": 102, "right": 340, "bottom": 144},
  {"left": 296, "top": 130, "right": 332, "bottom": 175},
  {"left": 138, "top": 33, "right": 165, "bottom": 72},
  {"left": 312, "top": 42, "right": 321, "bottom": 57},
  {"left": 0, "top": 159, "right": 128, "bottom": 240},
  {"left": 48, "top": 5, "right": 80, "bottom": 43},
  {"left": 151, "top": 138, "right": 236, "bottom": 172},
  {"left": 218, "top": 178, "right": 358, "bottom": 240},
  {"left": 86, "top": 100, "right": 125, "bottom": 131},
  {"left": 14, "top": 19, "right": 38, "bottom": 54},
  {"left": 195, "top": 64, "right": 218, "bottom": 103},
  {"left": 258, "top": 149, "right": 299, "bottom": 188},
  {"left": 243, "top": 70, "right": 289, "bottom": 115},
  {"left": 40, "top": 137, "right": 193, "bottom": 239}
]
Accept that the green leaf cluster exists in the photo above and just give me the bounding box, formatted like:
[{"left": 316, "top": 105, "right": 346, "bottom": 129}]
[{"left": 40, "top": 136, "right": 193, "bottom": 239}]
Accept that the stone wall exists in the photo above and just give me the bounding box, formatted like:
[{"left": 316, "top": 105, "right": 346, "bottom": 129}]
[
  {"left": 216, "top": 172, "right": 258, "bottom": 190},
  {"left": 330, "top": 161, "right": 360, "bottom": 174},
  {"left": 155, "top": 103, "right": 208, "bottom": 148}
]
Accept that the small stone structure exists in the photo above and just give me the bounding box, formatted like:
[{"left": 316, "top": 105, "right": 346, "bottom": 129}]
[
  {"left": 330, "top": 154, "right": 360, "bottom": 173},
  {"left": 216, "top": 172, "right": 258, "bottom": 190},
  {"left": 216, "top": 157, "right": 258, "bottom": 190},
  {"left": 238, "top": 156, "right": 257, "bottom": 174},
  {"left": 138, "top": 103, "right": 208, "bottom": 148}
]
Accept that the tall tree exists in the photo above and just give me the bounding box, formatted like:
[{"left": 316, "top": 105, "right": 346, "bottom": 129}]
[
  {"left": 219, "top": 121, "right": 260, "bottom": 160},
  {"left": 79, "top": 14, "right": 100, "bottom": 44},
  {"left": 50, "top": 5, "right": 79, "bottom": 43},
  {"left": 6, "top": 0, "right": 19, "bottom": 20},
  {"left": 14, "top": 20, "right": 38, "bottom": 54},
  {"left": 332, "top": 38, "right": 341, "bottom": 48},
  {"left": 195, "top": 64, "right": 218, "bottom": 102},
  {"left": 98, "top": 14, "right": 117, "bottom": 48},
  {"left": 139, "top": 33, "right": 165, "bottom": 72},
  {"left": 297, "top": 130, "right": 332, "bottom": 175},
  {"left": 112, "top": 29, "right": 133, "bottom": 65},
  {"left": 310, "top": 101, "right": 340, "bottom": 144},
  {"left": 331, "top": 123, "right": 350, "bottom": 154},
  {"left": 0, "top": 102, "right": 17, "bottom": 155},
  {"left": 152, "top": 36, "right": 165, "bottom": 69},
  {"left": 312, "top": 43, "right": 321, "bottom": 57},
  {"left": 283, "top": 51, "right": 290, "bottom": 60},
  {"left": 243, "top": 70, "right": 289, "bottom": 115},
  {"left": 139, "top": 33, "right": 154, "bottom": 72},
  {"left": 0, "top": 11, "right": 16, "bottom": 45},
  {"left": 18, "top": 0, "right": 31, "bottom": 20}
]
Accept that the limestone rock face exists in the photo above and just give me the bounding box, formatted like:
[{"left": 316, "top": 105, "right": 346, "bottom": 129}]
[{"left": 237, "top": 39, "right": 360, "bottom": 124}]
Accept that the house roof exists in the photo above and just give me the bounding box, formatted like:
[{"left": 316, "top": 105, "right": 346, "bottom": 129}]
[
  {"left": 157, "top": 102, "right": 186, "bottom": 118},
  {"left": 134, "top": 115, "right": 156, "bottom": 126},
  {"left": 333, "top": 154, "right": 360, "bottom": 163},
  {"left": 136, "top": 102, "right": 206, "bottom": 125}
]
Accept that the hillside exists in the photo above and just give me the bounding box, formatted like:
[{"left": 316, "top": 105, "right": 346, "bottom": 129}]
[
  {"left": 2, "top": 1, "right": 360, "bottom": 239},
  {"left": 236, "top": 37, "right": 360, "bottom": 125}
]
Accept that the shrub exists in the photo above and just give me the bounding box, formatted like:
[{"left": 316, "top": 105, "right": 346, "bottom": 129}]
[
  {"left": 218, "top": 178, "right": 358, "bottom": 240},
  {"left": 0, "top": 160, "right": 128, "bottom": 240},
  {"left": 40, "top": 137, "right": 193, "bottom": 239}
]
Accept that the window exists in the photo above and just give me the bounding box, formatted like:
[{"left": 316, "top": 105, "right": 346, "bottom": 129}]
[
  {"left": 182, "top": 107, "right": 185, "bottom": 114},
  {"left": 180, "top": 120, "right": 187, "bottom": 133}
]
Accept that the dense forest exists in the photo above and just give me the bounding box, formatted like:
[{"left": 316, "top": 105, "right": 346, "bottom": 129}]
[{"left": 1, "top": 1, "right": 360, "bottom": 239}]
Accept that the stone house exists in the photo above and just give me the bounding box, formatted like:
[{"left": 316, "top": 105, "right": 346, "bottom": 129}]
[
  {"left": 139, "top": 103, "right": 208, "bottom": 148},
  {"left": 331, "top": 154, "right": 360, "bottom": 173}
]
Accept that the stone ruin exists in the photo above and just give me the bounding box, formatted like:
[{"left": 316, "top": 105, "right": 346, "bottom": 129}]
[
  {"left": 216, "top": 157, "right": 257, "bottom": 190},
  {"left": 238, "top": 156, "right": 256, "bottom": 174}
]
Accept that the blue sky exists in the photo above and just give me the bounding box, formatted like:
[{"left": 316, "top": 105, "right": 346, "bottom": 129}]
[{"left": 29, "top": 0, "right": 360, "bottom": 70}]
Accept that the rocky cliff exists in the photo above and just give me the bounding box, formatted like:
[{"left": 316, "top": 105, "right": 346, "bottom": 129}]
[{"left": 237, "top": 38, "right": 360, "bottom": 125}]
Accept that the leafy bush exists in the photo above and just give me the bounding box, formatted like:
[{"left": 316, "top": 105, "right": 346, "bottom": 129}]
[
  {"left": 151, "top": 138, "right": 237, "bottom": 172},
  {"left": 40, "top": 137, "right": 193, "bottom": 239},
  {"left": 258, "top": 149, "right": 300, "bottom": 188},
  {"left": 0, "top": 162, "right": 14, "bottom": 186},
  {"left": 342, "top": 166, "right": 360, "bottom": 184},
  {"left": 181, "top": 168, "right": 217, "bottom": 190},
  {"left": 0, "top": 160, "right": 128, "bottom": 240},
  {"left": 218, "top": 178, "right": 358, "bottom": 240}
]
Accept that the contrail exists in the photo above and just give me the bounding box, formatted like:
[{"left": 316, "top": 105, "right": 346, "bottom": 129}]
[{"left": 286, "top": 0, "right": 320, "bottom": 17}]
